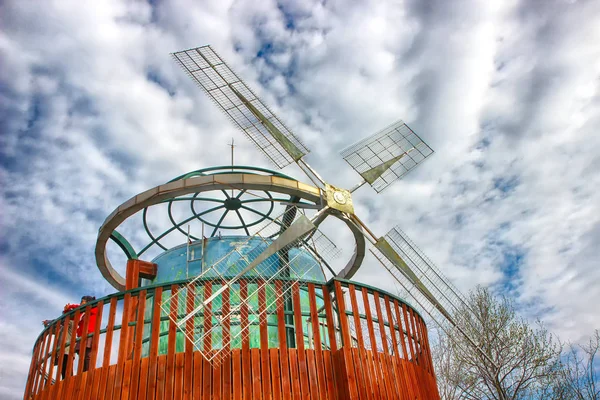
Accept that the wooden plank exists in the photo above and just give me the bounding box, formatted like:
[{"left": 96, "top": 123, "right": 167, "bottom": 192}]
[
  {"left": 240, "top": 281, "right": 252, "bottom": 400},
  {"left": 347, "top": 284, "right": 371, "bottom": 400},
  {"left": 35, "top": 327, "right": 52, "bottom": 395},
  {"left": 322, "top": 350, "right": 335, "bottom": 400},
  {"left": 212, "top": 360, "right": 222, "bottom": 400},
  {"left": 64, "top": 371, "right": 80, "bottom": 400},
  {"left": 44, "top": 321, "right": 59, "bottom": 394},
  {"left": 221, "top": 286, "right": 231, "bottom": 400},
  {"left": 251, "top": 348, "right": 262, "bottom": 400},
  {"left": 54, "top": 316, "right": 69, "bottom": 385},
  {"left": 24, "top": 333, "right": 43, "bottom": 398},
  {"left": 165, "top": 285, "right": 179, "bottom": 400},
  {"left": 361, "top": 287, "right": 383, "bottom": 400},
  {"left": 334, "top": 281, "right": 358, "bottom": 399},
  {"left": 287, "top": 349, "right": 301, "bottom": 400},
  {"left": 398, "top": 303, "right": 417, "bottom": 399},
  {"left": 420, "top": 318, "right": 435, "bottom": 376},
  {"left": 95, "top": 365, "right": 109, "bottom": 400},
  {"left": 77, "top": 305, "right": 92, "bottom": 376},
  {"left": 120, "top": 359, "right": 134, "bottom": 400},
  {"left": 373, "top": 291, "right": 394, "bottom": 399},
  {"left": 275, "top": 280, "right": 291, "bottom": 400},
  {"left": 270, "top": 348, "right": 282, "bottom": 400},
  {"left": 138, "top": 357, "right": 150, "bottom": 400},
  {"left": 291, "top": 283, "right": 308, "bottom": 399},
  {"left": 89, "top": 300, "right": 104, "bottom": 373},
  {"left": 184, "top": 286, "right": 194, "bottom": 400},
  {"left": 408, "top": 308, "right": 421, "bottom": 367},
  {"left": 306, "top": 350, "right": 319, "bottom": 399},
  {"left": 103, "top": 297, "right": 119, "bottom": 368},
  {"left": 307, "top": 284, "right": 326, "bottom": 400},
  {"left": 156, "top": 355, "right": 167, "bottom": 400},
  {"left": 222, "top": 352, "right": 231, "bottom": 400},
  {"left": 174, "top": 352, "right": 185, "bottom": 400},
  {"left": 321, "top": 284, "right": 338, "bottom": 400},
  {"left": 258, "top": 282, "right": 270, "bottom": 399},
  {"left": 384, "top": 296, "right": 407, "bottom": 399},
  {"left": 202, "top": 355, "right": 211, "bottom": 400},
  {"left": 192, "top": 351, "right": 203, "bottom": 400},
  {"left": 393, "top": 302, "right": 415, "bottom": 400},
  {"left": 65, "top": 309, "right": 81, "bottom": 380},
  {"left": 130, "top": 290, "right": 147, "bottom": 400},
  {"left": 105, "top": 364, "right": 118, "bottom": 400},
  {"left": 114, "top": 294, "right": 132, "bottom": 400},
  {"left": 75, "top": 370, "right": 88, "bottom": 400},
  {"left": 232, "top": 349, "right": 241, "bottom": 400},
  {"left": 147, "top": 287, "right": 163, "bottom": 400}
]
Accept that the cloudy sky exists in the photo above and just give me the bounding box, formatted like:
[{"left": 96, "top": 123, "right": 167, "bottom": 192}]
[{"left": 1, "top": 0, "right": 599, "bottom": 398}]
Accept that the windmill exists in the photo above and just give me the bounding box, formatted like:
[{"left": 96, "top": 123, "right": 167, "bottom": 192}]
[{"left": 167, "top": 44, "right": 491, "bottom": 366}]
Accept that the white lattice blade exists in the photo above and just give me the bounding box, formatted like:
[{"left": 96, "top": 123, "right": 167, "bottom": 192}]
[
  {"left": 173, "top": 45, "right": 310, "bottom": 168},
  {"left": 340, "top": 120, "right": 434, "bottom": 193}
]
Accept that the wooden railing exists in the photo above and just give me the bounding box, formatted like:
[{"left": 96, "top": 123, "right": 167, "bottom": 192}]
[{"left": 24, "top": 278, "right": 439, "bottom": 399}]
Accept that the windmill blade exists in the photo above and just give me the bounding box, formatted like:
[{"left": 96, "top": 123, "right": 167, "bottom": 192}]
[
  {"left": 341, "top": 120, "right": 434, "bottom": 193},
  {"left": 173, "top": 45, "right": 310, "bottom": 169},
  {"left": 370, "top": 226, "right": 497, "bottom": 366}
]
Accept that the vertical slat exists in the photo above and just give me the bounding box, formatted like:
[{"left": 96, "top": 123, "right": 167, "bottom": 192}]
[
  {"left": 292, "top": 282, "right": 309, "bottom": 399},
  {"left": 212, "top": 359, "right": 222, "bottom": 400},
  {"left": 103, "top": 298, "right": 118, "bottom": 368},
  {"left": 156, "top": 355, "right": 167, "bottom": 400},
  {"left": 287, "top": 349, "right": 301, "bottom": 400},
  {"left": 384, "top": 296, "right": 408, "bottom": 399},
  {"left": 270, "top": 348, "right": 282, "bottom": 400},
  {"left": 308, "top": 283, "right": 327, "bottom": 400},
  {"left": 373, "top": 292, "right": 394, "bottom": 399},
  {"left": 184, "top": 286, "right": 194, "bottom": 400},
  {"left": 165, "top": 285, "right": 179, "bottom": 400},
  {"left": 420, "top": 318, "right": 435, "bottom": 375},
  {"left": 334, "top": 281, "right": 359, "bottom": 399},
  {"left": 402, "top": 304, "right": 416, "bottom": 362},
  {"left": 130, "top": 290, "right": 147, "bottom": 400},
  {"left": 90, "top": 366, "right": 105, "bottom": 400},
  {"left": 77, "top": 305, "right": 92, "bottom": 376},
  {"left": 361, "top": 287, "right": 384, "bottom": 399},
  {"left": 240, "top": 280, "right": 251, "bottom": 400},
  {"left": 393, "top": 300, "right": 416, "bottom": 399},
  {"left": 322, "top": 284, "right": 338, "bottom": 400},
  {"left": 138, "top": 357, "right": 150, "bottom": 400},
  {"left": 45, "top": 322, "right": 59, "bottom": 391},
  {"left": 66, "top": 309, "right": 81, "bottom": 380},
  {"left": 105, "top": 364, "right": 118, "bottom": 400},
  {"left": 24, "top": 334, "right": 43, "bottom": 398},
  {"left": 89, "top": 300, "right": 104, "bottom": 371},
  {"left": 348, "top": 284, "right": 372, "bottom": 400},
  {"left": 114, "top": 294, "right": 132, "bottom": 400},
  {"left": 222, "top": 285, "right": 231, "bottom": 400},
  {"left": 192, "top": 351, "right": 203, "bottom": 400},
  {"left": 96, "top": 366, "right": 110, "bottom": 400},
  {"left": 251, "top": 348, "right": 262, "bottom": 400},
  {"left": 174, "top": 352, "right": 185, "bottom": 399},
  {"left": 408, "top": 308, "right": 421, "bottom": 367},
  {"left": 75, "top": 369, "right": 88, "bottom": 400},
  {"left": 55, "top": 315, "right": 72, "bottom": 383},
  {"left": 258, "top": 282, "right": 271, "bottom": 399},
  {"left": 36, "top": 327, "right": 53, "bottom": 395},
  {"left": 306, "top": 350, "right": 318, "bottom": 399},
  {"left": 147, "top": 287, "right": 163, "bottom": 400},
  {"left": 275, "top": 280, "right": 291, "bottom": 400},
  {"left": 232, "top": 349, "right": 241, "bottom": 400}
]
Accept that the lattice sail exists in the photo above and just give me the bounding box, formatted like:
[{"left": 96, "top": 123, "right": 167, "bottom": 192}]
[
  {"left": 173, "top": 45, "right": 310, "bottom": 168},
  {"left": 370, "top": 226, "right": 488, "bottom": 361},
  {"left": 341, "top": 120, "right": 434, "bottom": 193},
  {"left": 160, "top": 206, "right": 341, "bottom": 365}
]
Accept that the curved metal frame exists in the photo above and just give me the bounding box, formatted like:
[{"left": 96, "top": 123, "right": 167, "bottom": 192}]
[{"left": 96, "top": 170, "right": 366, "bottom": 291}]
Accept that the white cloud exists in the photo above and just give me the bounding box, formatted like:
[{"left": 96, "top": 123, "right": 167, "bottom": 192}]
[{"left": 1, "top": 0, "right": 599, "bottom": 398}]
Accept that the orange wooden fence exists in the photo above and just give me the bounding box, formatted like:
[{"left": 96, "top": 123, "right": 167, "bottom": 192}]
[{"left": 24, "top": 278, "right": 439, "bottom": 399}]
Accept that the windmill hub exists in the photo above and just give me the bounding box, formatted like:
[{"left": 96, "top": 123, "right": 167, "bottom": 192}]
[
  {"left": 224, "top": 197, "right": 242, "bottom": 210},
  {"left": 333, "top": 191, "right": 347, "bottom": 204}
]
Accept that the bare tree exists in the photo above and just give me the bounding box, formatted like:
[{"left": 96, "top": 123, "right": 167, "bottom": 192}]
[
  {"left": 432, "top": 286, "right": 563, "bottom": 400},
  {"left": 560, "top": 330, "right": 600, "bottom": 399}
]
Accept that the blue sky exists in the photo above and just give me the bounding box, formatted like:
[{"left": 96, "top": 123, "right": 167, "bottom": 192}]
[{"left": 1, "top": 0, "right": 600, "bottom": 398}]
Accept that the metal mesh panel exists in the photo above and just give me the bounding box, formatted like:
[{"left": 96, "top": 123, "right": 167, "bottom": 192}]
[
  {"left": 161, "top": 207, "right": 341, "bottom": 365},
  {"left": 340, "top": 120, "right": 434, "bottom": 193},
  {"left": 371, "top": 226, "right": 481, "bottom": 353},
  {"left": 173, "top": 46, "right": 310, "bottom": 169}
]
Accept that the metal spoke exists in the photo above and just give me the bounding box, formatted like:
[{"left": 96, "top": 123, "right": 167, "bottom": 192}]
[
  {"left": 235, "top": 210, "right": 250, "bottom": 236},
  {"left": 211, "top": 210, "right": 229, "bottom": 237}
]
